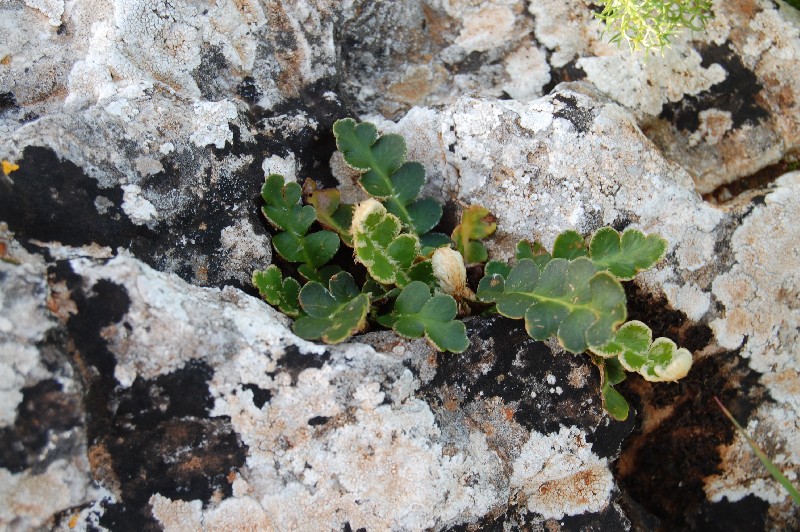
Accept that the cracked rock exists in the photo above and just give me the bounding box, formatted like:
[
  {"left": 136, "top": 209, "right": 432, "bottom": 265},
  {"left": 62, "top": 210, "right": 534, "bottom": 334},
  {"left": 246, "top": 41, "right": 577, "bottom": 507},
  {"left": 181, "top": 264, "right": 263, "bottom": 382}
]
[{"left": 2, "top": 0, "right": 800, "bottom": 529}]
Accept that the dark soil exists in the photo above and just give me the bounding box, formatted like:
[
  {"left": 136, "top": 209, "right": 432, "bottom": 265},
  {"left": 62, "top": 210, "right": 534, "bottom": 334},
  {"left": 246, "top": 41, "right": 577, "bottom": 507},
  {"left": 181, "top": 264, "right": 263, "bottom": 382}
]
[{"left": 615, "top": 284, "right": 769, "bottom": 530}]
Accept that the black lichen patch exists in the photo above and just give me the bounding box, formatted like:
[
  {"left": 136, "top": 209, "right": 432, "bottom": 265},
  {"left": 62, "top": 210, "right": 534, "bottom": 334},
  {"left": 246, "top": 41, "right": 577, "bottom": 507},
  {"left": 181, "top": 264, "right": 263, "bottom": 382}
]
[
  {"left": 342, "top": 522, "right": 367, "bottom": 532},
  {"left": 49, "top": 260, "right": 130, "bottom": 381},
  {"left": 90, "top": 361, "right": 247, "bottom": 519},
  {"left": 0, "top": 379, "right": 83, "bottom": 473},
  {"left": 542, "top": 59, "right": 588, "bottom": 95},
  {"left": 446, "top": 50, "right": 494, "bottom": 75},
  {"left": 275, "top": 345, "right": 331, "bottom": 385},
  {"left": 559, "top": 500, "right": 631, "bottom": 530},
  {"left": 242, "top": 383, "right": 272, "bottom": 408},
  {"left": 692, "top": 494, "right": 772, "bottom": 532},
  {"left": 585, "top": 411, "right": 637, "bottom": 461},
  {"left": 419, "top": 315, "right": 632, "bottom": 455},
  {"left": 37, "top": 326, "right": 73, "bottom": 374},
  {"left": 437, "top": 200, "right": 462, "bottom": 242},
  {"left": 0, "top": 91, "right": 18, "bottom": 114},
  {"left": 429, "top": 317, "right": 555, "bottom": 404},
  {"left": 615, "top": 349, "right": 767, "bottom": 529},
  {"left": 49, "top": 259, "right": 126, "bottom": 437},
  {"left": 51, "top": 262, "right": 247, "bottom": 521},
  {"left": 258, "top": 77, "right": 348, "bottom": 189},
  {"left": 1, "top": 146, "right": 148, "bottom": 250},
  {"left": 19, "top": 111, "right": 38, "bottom": 123},
  {"left": 308, "top": 416, "right": 330, "bottom": 426},
  {"left": 237, "top": 76, "right": 262, "bottom": 105},
  {"left": 115, "top": 360, "right": 215, "bottom": 422},
  {"left": 682, "top": 323, "right": 714, "bottom": 353},
  {"left": 702, "top": 213, "right": 748, "bottom": 279},
  {"left": 611, "top": 215, "right": 634, "bottom": 234},
  {"left": 552, "top": 93, "right": 594, "bottom": 134},
  {"left": 104, "top": 414, "right": 245, "bottom": 508},
  {"left": 194, "top": 45, "right": 233, "bottom": 102},
  {"left": 97, "top": 499, "right": 159, "bottom": 532},
  {"left": 659, "top": 42, "right": 769, "bottom": 132},
  {"left": 617, "top": 489, "right": 663, "bottom": 530}
]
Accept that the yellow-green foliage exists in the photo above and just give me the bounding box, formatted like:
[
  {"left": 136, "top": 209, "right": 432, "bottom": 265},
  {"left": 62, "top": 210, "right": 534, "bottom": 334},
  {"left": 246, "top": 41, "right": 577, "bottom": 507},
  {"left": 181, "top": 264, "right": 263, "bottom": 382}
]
[{"left": 596, "top": 0, "right": 713, "bottom": 54}]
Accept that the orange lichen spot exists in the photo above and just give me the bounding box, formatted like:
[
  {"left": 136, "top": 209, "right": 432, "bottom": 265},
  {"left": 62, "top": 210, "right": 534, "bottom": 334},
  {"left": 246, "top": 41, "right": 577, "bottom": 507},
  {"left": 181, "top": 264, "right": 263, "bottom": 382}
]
[
  {"left": 0, "top": 55, "right": 10, "bottom": 65},
  {"left": 227, "top": 470, "right": 237, "bottom": 483},
  {"left": 387, "top": 65, "right": 435, "bottom": 106},
  {"left": 2, "top": 160, "right": 19, "bottom": 175},
  {"left": 68, "top": 514, "right": 79, "bottom": 528},
  {"left": 533, "top": 465, "right": 610, "bottom": 509},
  {"left": 0, "top": 240, "right": 20, "bottom": 265},
  {"left": 46, "top": 294, "right": 60, "bottom": 314},
  {"left": 427, "top": 352, "right": 438, "bottom": 368},
  {"left": 46, "top": 280, "right": 78, "bottom": 320},
  {"left": 196, "top": 264, "right": 209, "bottom": 284},
  {"left": 503, "top": 407, "right": 515, "bottom": 421},
  {"left": 444, "top": 397, "right": 459, "bottom": 412}
]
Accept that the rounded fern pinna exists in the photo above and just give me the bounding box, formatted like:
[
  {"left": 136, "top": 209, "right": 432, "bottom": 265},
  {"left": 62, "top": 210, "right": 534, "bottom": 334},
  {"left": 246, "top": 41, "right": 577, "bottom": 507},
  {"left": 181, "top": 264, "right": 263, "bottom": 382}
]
[{"left": 253, "top": 118, "right": 693, "bottom": 420}]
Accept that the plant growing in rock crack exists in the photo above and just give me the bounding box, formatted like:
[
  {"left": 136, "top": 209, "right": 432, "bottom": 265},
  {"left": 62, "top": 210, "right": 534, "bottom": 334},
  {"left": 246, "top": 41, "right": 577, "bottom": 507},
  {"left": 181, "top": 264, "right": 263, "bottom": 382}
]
[
  {"left": 595, "top": 0, "right": 714, "bottom": 55},
  {"left": 253, "top": 118, "right": 693, "bottom": 420}
]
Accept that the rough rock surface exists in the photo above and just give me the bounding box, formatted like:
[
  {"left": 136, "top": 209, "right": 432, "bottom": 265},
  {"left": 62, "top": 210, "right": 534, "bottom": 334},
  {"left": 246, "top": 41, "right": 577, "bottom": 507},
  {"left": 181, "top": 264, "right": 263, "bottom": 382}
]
[
  {"left": 0, "top": 232, "right": 103, "bottom": 530},
  {"left": 337, "top": 0, "right": 800, "bottom": 194},
  {"left": 376, "top": 88, "right": 800, "bottom": 528},
  {"left": 2, "top": 0, "right": 800, "bottom": 529},
  {"left": 366, "top": 88, "right": 800, "bottom": 529},
  {"left": 3, "top": 0, "right": 799, "bottom": 199},
  {"left": 1, "top": 246, "right": 633, "bottom": 530}
]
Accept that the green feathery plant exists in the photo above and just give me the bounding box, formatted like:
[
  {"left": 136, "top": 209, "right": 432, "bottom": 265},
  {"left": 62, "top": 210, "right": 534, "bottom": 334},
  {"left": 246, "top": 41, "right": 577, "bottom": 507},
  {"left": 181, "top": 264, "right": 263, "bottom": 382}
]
[
  {"left": 595, "top": 0, "right": 714, "bottom": 54},
  {"left": 253, "top": 118, "right": 694, "bottom": 420}
]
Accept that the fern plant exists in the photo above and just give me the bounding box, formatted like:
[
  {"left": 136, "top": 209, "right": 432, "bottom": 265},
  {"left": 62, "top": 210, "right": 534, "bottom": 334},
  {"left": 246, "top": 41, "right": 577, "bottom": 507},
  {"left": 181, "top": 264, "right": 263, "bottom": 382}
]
[
  {"left": 595, "top": 0, "right": 714, "bottom": 54},
  {"left": 253, "top": 118, "right": 693, "bottom": 420}
]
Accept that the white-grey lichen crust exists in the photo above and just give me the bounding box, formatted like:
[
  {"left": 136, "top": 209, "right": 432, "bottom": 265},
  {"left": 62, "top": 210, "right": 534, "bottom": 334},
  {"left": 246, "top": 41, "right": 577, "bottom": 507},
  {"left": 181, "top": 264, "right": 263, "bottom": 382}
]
[
  {"left": 370, "top": 91, "right": 800, "bottom": 511},
  {"left": 62, "top": 253, "right": 614, "bottom": 530},
  {"left": 0, "top": 238, "right": 104, "bottom": 530}
]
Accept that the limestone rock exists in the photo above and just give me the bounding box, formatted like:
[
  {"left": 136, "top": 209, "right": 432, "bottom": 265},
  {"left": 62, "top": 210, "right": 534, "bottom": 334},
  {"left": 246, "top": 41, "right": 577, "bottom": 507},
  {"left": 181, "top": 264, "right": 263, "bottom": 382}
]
[
  {"left": 0, "top": 229, "right": 101, "bottom": 530},
  {"left": 370, "top": 88, "right": 800, "bottom": 529},
  {"left": 4, "top": 0, "right": 800, "bottom": 200},
  {"left": 1, "top": 0, "right": 349, "bottom": 289},
  {"left": 4, "top": 249, "right": 630, "bottom": 529},
  {"left": 1, "top": 0, "right": 799, "bottom": 529},
  {"left": 338, "top": 0, "right": 800, "bottom": 193}
]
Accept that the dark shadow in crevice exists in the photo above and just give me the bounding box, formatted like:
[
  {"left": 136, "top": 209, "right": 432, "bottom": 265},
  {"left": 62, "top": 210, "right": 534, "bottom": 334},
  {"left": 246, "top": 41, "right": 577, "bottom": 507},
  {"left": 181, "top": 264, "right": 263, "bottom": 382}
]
[{"left": 702, "top": 159, "right": 799, "bottom": 205}]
